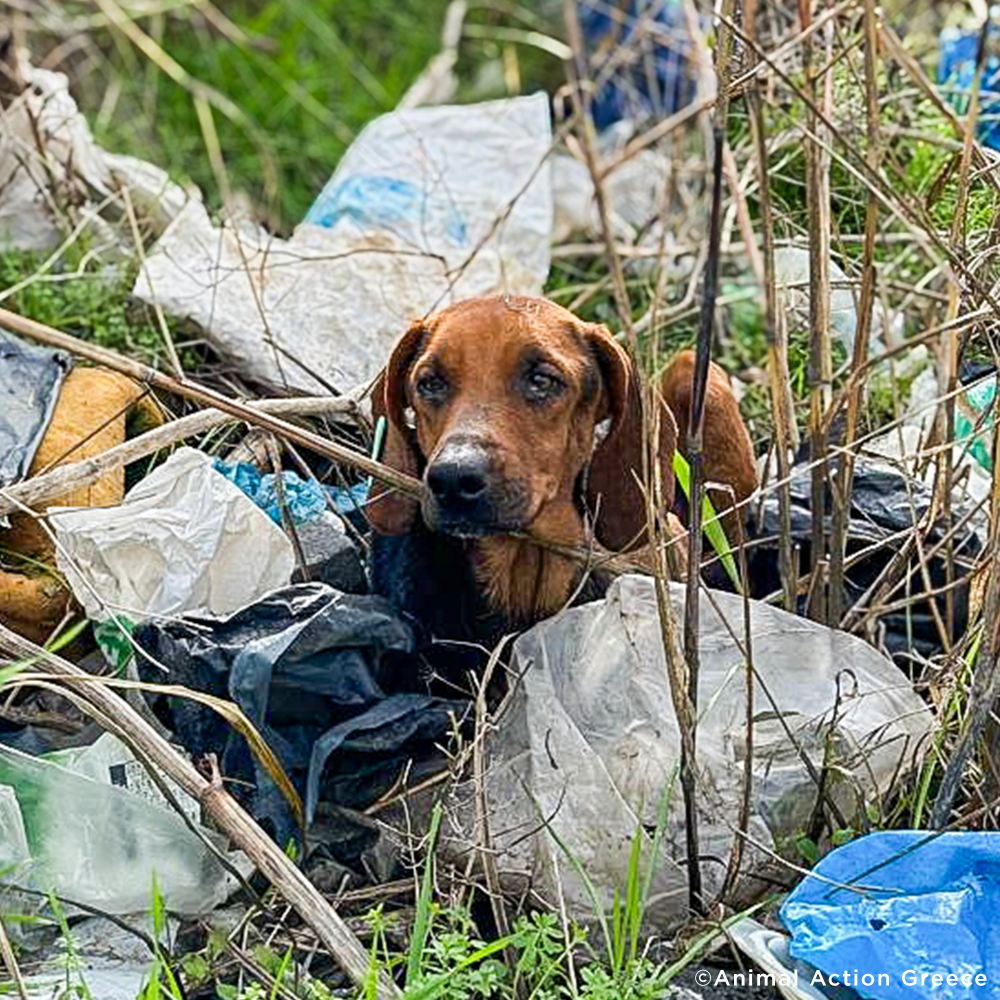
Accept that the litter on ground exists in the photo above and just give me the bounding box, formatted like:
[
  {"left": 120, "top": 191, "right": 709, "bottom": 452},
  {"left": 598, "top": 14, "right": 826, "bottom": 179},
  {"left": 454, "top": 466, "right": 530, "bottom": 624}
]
[{"left": 2, "top": 5, "right": 1000, "bottom": 999}]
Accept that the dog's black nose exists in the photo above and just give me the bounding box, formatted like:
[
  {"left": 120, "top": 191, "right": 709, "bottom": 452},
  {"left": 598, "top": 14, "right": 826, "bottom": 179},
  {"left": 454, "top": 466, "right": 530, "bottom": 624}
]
[{"left": 426, "top": 457, "right": 489, "bottom": 505}]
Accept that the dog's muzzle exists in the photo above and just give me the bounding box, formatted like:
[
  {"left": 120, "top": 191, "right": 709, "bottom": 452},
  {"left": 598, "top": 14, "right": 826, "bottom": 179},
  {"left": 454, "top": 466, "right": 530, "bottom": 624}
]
[{"left": 423, "top": 442, "right": 526, "bottom": 536}]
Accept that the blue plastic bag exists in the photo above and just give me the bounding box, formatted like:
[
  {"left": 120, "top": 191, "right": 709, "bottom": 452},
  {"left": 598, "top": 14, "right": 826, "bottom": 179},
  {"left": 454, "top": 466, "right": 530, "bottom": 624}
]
[
  {"left": 781, "top": 831, "right": 1000, "bottom": 1000},
  {"left": 327, "top": 481, "right": 369, "bottom": 516},
  {"left": 212, "top": 459, "right": 328, "bottom": 526},
  {"left": 578, "top": 0, "right": 700, "bottom": 130},
  {"left": 938, "top": 22, "right": 1000, "bottom": 150}
]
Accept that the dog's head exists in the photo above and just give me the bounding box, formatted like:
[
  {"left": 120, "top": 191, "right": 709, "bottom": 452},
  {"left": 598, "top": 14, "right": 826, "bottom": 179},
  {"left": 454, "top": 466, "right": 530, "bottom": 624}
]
[{"left": 366, "top": 296, "right": 669, "bottom": 549}]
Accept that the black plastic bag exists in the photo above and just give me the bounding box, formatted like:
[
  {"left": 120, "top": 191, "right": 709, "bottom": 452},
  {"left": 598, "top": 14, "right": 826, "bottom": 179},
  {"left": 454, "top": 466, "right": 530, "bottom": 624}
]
[
  {"left": 134, "top": 583, "right": 470, "bottom": 849},
  {"left": 749, "top": 458, "right": 984, "bottom": 663}
]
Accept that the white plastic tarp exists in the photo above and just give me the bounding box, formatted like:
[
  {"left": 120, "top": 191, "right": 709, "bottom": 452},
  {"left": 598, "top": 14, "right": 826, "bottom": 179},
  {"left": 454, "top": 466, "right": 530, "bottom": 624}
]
[{"left": 131, "top": 94, "right": 554, "bottom": 393}]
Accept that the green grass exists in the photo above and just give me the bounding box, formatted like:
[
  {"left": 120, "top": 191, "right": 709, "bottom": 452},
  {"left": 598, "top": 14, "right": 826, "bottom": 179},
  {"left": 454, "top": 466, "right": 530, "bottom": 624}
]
[
  {"left": 120, "top": 896, "right": 681, "bottom": 1000},
  {"left": 67, "top": 0, "right": 453, "bottom": 229},
  {"left": 0, "top": 245, "right": 164, "bottom": 360}
]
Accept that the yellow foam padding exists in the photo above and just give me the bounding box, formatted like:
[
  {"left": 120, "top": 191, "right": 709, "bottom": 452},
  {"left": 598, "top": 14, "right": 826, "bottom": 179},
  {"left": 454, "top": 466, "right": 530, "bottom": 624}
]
[
  {"left": 0, "top": 367, "right": 164, "bottom": 640},
  {"left": 0, "top": 568, "right": 69, "bottom": 645}
]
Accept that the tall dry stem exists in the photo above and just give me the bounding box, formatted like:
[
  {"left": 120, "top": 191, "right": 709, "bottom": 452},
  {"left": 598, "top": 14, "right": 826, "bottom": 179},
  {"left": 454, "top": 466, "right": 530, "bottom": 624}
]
[
  {"left": 745, "top": 0, "right": 796, "bottom": 612},
  {"left": 828, "top": 0, "right": 881, "bottom": 624},
  {"left": 803, "top": 0, "right": 834, "bottom": 623}
]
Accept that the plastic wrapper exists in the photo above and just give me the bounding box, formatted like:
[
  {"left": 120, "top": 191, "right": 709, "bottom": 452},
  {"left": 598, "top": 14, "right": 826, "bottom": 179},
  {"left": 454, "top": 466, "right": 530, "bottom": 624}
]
[
  {"left": 955, "top": 372, "right": 997, "bottom": 474},
  {"left": 552, "top": 147, "right": 674, "bottom": 250},
  {"left": 442, "top": 575, "right": 932, "bottom": 934},
  {"left": 289, "top": 510, "right": 367, "bottom": 593},
  {"left": 727, "top": 918, "right": 828, "bottom": 1000},
  {"left": 49, "top": 447, "right": 294, "bottom": 622},
  {"left": 132, "top": 94, "right": 552, "bottom": 393},
  {"left": 47, "top": 732, "right": 201, "bottom": 825},
  {"left": 781, "top": 831, "right": 1000, "bottom": 1000}
]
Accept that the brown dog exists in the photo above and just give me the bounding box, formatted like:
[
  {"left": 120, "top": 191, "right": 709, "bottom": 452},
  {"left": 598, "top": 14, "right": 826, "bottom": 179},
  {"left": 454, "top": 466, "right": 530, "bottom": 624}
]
[{"left": 366, "top": 295, "right": 755, "bottom": 643}]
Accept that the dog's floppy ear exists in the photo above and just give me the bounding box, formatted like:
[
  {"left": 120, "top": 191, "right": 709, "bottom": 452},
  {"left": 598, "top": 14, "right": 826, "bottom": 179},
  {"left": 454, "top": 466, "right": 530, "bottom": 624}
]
[
  {"left": 583, "top": 324, "right": 677, "bottom": 552},
  {"left": 364, "top": 323, "right": 429, "bottom": 535}
]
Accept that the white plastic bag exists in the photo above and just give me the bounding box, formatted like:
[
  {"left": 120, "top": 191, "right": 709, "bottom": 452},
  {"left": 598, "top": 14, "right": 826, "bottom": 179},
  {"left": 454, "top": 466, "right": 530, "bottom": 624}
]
[
  {"left": 49, "top": 447, "right": 294, "bottom": 622},
  {"left": 132, "top": 94, "right": 553, "bottom": 393},
  {"left": 444, "top": 576, "right": 932, "bottom": 932},
  {"left": 773, "top": 247, "right": 890, "bottom": 357},
  {"left": 0, "top": 53, "right": 186, "bottom": 253}
]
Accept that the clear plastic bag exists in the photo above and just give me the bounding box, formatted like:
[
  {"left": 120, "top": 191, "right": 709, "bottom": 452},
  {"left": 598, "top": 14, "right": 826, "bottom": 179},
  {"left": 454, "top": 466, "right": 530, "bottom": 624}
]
[
  {"left": 0, "top": 740, "right": 238, "bottom": 917},
  {"left": 443, "top": 576, "right": 932, "bottom": 934}
]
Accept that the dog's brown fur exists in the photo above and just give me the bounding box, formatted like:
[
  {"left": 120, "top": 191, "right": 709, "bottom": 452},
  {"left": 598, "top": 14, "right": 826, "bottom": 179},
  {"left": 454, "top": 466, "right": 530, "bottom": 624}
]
[{"left": 367, "top": 295, "right": 755, "bottom": 626}]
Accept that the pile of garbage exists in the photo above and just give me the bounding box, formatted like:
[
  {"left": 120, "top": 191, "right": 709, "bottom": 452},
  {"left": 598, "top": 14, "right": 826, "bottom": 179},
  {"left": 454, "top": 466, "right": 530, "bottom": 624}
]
[{"left": 0, "top": 14, "right": 994, "bottom": 1000}]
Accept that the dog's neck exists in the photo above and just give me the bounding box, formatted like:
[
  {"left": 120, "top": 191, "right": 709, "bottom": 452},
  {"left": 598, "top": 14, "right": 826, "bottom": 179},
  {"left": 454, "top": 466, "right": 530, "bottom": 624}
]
[
  {"left": 470, "top": 538, "right": 578, "bottom": 624},
  {"left": 468, "top": 502, "right": 589, "bottom": 625}
]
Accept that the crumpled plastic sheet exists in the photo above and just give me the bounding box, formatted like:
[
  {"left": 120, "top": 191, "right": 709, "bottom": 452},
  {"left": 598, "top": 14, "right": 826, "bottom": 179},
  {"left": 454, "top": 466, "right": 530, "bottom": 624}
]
[
  {"left": 442, "top": 575, "right": 932, "bottom": 935},
  {"left": 748, "top": 457, "right": 984, "bottom": 662},
  {"left": 134, "top": 583, "right": 470, "bottom": 849},
  {"left": 552, "top": 146, "right": 677, "bottom": 250},
  {"left": 49, "top": 447, "right": 294, "bottom": 622},
  {"left": 773, "top": 246, "right": 887, "bottom": 358},
  {"left": 132, "top": 94, "right": 553, "bottom": 394},
  {"left": 19, "top": 915, "right": 174, "bottom": 1000},
  {"left": 0, "top": 740, "right": 239, "bottom": 919},
  {"left": 212, "top": 458, "right": 328, "bottom": 526},
  {"left": 0, "top": 53, "right": 187, "bottom": 253},
  {"left": 781, "top": 831, "right": 1000, "bottom": 1000},
  {"left": 0, "top": 332, "right": 71, "bottom": 490}
]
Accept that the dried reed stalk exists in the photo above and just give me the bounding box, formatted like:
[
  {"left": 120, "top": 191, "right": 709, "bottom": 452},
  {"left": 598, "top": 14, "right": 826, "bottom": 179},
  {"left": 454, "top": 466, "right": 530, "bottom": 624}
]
[
  {"left": 561, "top": 0, "right": 635, "bottom": 348},
  {"left": 0, "top": 395, "right": 357, "bottom": 520},
  {"left": 803, "top": 0, "right": 834, "bottom": 623},
  {"left": 934, "top": 21, "right": 990, "bottom": 648},
  {"left": 674, "top": 0, "right": 739, "bottom": 916},
  {"left": 746, "top": 0, "right": 796, "bottom": 612},
  {"left": 0, "top": 306, "right": 418, "bottom": 495},
  {"left": 828, "top": 0, "right": 881, "bottom": 625},
  {"left": 930, "top": 407, "right": 1000, "bottom": 828}
]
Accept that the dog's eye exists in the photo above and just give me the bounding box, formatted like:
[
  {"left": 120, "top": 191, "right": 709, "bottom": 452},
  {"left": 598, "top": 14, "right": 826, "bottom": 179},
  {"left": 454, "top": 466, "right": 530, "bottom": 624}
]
[
  {"left": 524, "top": 369, "right": 564, "bottom": 401},
  {"left": 415, "top": 372, "right": 448, "bottom": 402}
]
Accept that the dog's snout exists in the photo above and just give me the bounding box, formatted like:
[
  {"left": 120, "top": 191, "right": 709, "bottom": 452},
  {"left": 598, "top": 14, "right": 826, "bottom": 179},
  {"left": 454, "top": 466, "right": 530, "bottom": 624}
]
[
  {"left": 427, "top": 457, "right": 489, "bottom": 504},
  {"left": 422, "top": 443, "right": 523, "bottom": 536}
]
